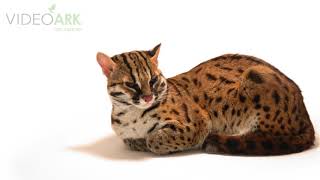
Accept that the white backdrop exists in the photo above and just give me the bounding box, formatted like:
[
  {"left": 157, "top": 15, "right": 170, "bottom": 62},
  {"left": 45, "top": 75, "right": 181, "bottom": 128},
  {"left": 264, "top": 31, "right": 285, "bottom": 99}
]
[{"left": 1, "top": 0, "right": 320, "bottom": 180}]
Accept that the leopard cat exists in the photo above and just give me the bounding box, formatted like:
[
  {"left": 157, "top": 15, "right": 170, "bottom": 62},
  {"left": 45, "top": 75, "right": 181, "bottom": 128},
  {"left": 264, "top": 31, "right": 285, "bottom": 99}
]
[{"left": 96, "top": 44, "right": 315, "bottom": 155}]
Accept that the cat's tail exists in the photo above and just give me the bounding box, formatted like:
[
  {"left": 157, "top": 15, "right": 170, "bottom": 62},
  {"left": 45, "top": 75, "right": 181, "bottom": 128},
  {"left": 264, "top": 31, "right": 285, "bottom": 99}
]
[{"left": 202, "top": 124, "right": 315, "bottom": 155}]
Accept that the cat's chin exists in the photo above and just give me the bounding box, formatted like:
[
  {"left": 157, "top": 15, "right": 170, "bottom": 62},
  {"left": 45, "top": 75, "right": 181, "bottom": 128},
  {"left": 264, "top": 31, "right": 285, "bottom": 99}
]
[{"left": 134, "top": 102, "right": 154, "bottom": 109}]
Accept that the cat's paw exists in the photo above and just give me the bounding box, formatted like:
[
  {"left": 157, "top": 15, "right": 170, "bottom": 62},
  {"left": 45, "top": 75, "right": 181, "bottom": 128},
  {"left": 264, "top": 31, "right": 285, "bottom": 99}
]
[
  {"left": 123, "top": 138, "right": 149, "bottom": 152},
  {"left": 146, "top": 128, "right": 176, "bottom": 155}
]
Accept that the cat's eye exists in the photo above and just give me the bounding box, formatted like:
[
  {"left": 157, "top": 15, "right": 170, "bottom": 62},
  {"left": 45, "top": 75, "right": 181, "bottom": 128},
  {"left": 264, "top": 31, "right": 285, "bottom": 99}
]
[
  {"left": 149, "top": 76, "right": 158, "bottom": 86},
  {"left": 125, "top": 82, "right": 140, "bottom": 91}
]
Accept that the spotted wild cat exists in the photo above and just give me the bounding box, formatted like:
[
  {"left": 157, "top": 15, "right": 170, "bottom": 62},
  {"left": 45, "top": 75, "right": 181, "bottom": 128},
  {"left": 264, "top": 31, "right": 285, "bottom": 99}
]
[{"left": 96, "top": 44, "right": 315, "bottom": 155}]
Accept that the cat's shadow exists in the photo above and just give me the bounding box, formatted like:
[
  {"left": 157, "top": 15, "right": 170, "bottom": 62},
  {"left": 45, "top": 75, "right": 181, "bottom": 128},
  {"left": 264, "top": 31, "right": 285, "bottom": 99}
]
[
  {"left": 69, "top": 134, "right": 319, "bottom": 160},
  {"left": 69, "top": 134, "right": 200, "bottom": 161}
]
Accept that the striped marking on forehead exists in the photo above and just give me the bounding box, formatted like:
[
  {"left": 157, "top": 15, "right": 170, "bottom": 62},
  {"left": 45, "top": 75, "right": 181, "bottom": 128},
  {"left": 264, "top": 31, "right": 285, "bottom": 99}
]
[
  {"left": 132, "top": 52, "right": 150, "bottom": 77},
  {"left": 136, "top": 51, "right": 154, "bottom": 77},
  {"left": 120, "top": 53, "right": 137, "bottom": 83},
  {"left": 113, "top": 51, "right": 155, "bottom": 86},
  {"left": 129, "top": 52, "right": 148, "bottom": 80}
]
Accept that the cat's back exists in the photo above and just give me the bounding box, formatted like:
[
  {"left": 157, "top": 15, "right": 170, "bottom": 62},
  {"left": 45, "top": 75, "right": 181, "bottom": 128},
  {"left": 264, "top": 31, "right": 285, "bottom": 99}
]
[
  {"left": 176, "top": 54, "right": 278, "bottom": 78},
  {"left": 170, "top": 54, "right": 301, "bottom": 93}
]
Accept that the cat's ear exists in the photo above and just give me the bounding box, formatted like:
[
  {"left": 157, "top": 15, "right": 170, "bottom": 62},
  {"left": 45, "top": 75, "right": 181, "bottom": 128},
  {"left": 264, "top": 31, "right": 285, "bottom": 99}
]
[
  {"left": 148, "top": 43, "right": 161, "bottom": 66},
  {"left": 96, "top": 52, "right": 116, "bottom": 78}
]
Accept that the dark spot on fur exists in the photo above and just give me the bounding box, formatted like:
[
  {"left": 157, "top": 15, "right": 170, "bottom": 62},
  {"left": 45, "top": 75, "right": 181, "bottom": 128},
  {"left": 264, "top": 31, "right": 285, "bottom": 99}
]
[
  {"left": 204, "top": 92, "right": 209, "bottom": 100},
  {"left": 206, "top": 73, "right": 217, "bottom": 81},
  {"left": 110, "top": 91, "right": 124, "bottom": 97},
  {"left": 161, "top": 124, "right": 177, "bottom": 131},
  {"left": 253, "top": 95, "right": 260, "bottom": 104},
  {"left": 111, "top": 118, "right": 121, "bottom": 124},
  {"left": 284, "top": 103, "right": 288, "bottom": 112},
  {"left": 160, "top": 82, "right": 166, "bottom": 88},
  {"left": 237, "top": 68, "right": 244, "bottom": 73},
  {"left": 170, "top": 109, "right": 180, "bottom": 115},
  {"left": 178, "top": 128, "right": 184, "bottom": 133},
  {"left": 239, "top": 94, "right": 246, "bottom": 103},
  {"left": 263, "top": 106, "right": 270, "bottom": 112},
  {"left": 213, "top": 110, "right": 218, "bottom": 118},
  {"left": 171, "top": 98, "right": 175, "bottom": 103},
  {"left": 141, "top": 102, "right": 161, "bottom": 118},
  {"left": 272, "top": 90, "right": 280, "bottom": 104},
  {"left": 220, "top": 66, "right": 233, "bottom": 71},
  {"left": 227, "top": 88, "right": 235, "bottom": 94},
  {"left": 278, "top": 117, "right": 283, "bottom": 124},
  {"left": 247, "top": 70, "right": 264, "bottom": 84},
  {"left": 223, "top": 125, "right": 227, "bottom": 131},
  {"left": 243, "top": 106, "right": 248, "bottom": 113},
  {"left": 285, "top": 95, "right": 289, "bottom": 102},
  {"left": 265, "top": 114, "right": 270, "bottom": 119},
  {"left": 231, "top": 109, "right": 236, "bottom": 116},
  {"left": 192, "top": 78, "right": 198, "bottom": 85},
  {"left": 116, "top": 112, "right": 126, "bottom": 117},
  {"left": 255, "top": 104, "right": 262, "bottom": 109},
  {"left": 193, "top": 95, "right": 199, "bottom": 103},
  {"left": 220, "top": 76, "right": 235, "bottom": 84},
  {"left": 236, "top": 119, "right": 242, "bottom": 126},
  {"left": 182, "top": 103, "right": 191, "bottom": 123},
  {"left": 216, "top": 96, "right": 222, "bottom": 103},
  {"left": 222, "top": 104, "right": 229, "bottom": 114},
  {"left": 208, "top": 97, "right": 213, "bottom": 105},
  {"left": 151, "top": 113, "right": 158, "bottom": 118},
  {"left": 237, "top": 109, "right": 241, "bottom": 116},
  {"left": 147, "top": 123, "right": 159, "bottom": 133},
  {"left": 273, "top": 110, "right": 281, "bottom": 121},
  {"left": 292, "top": 105, "right": 297, "bottom": 114}
]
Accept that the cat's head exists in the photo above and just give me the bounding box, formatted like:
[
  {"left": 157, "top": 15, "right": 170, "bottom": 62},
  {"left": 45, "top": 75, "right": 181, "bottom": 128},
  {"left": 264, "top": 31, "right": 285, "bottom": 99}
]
[{"left": 96, "top": 44, "right": 167, "bottom": 109}]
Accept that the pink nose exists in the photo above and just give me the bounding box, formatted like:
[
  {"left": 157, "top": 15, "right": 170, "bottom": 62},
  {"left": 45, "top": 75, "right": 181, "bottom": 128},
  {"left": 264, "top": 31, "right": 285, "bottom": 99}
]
[{"left": 142, "top": 95, "right": 153, "bottom": 103}]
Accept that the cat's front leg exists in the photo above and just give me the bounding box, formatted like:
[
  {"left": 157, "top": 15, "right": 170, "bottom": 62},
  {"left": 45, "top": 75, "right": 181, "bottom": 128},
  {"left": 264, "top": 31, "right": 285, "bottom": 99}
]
[
  {"left": 123, "top": 138, "right": 149, "bottom": 152},
  {"left": 146, "top": 121, "right": 196, "bottom": 155}
]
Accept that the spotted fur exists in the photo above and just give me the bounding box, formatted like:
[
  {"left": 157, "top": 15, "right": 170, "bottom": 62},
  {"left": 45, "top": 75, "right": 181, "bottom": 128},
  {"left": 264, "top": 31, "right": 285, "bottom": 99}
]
[{"left": 97, "top": 45, "right": 315, "bottom": 155}]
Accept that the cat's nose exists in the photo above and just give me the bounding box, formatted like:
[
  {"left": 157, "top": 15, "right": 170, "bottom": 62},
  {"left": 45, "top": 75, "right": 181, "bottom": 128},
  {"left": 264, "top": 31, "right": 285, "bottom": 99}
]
[{"left": 142, "top": 95, "right": 153, "bottom": 103}]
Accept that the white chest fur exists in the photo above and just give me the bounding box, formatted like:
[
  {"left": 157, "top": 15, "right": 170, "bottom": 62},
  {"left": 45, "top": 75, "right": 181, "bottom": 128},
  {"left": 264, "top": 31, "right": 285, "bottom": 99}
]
[{"left": 111, "top": 105, "right": 161, "bottom": 139}]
